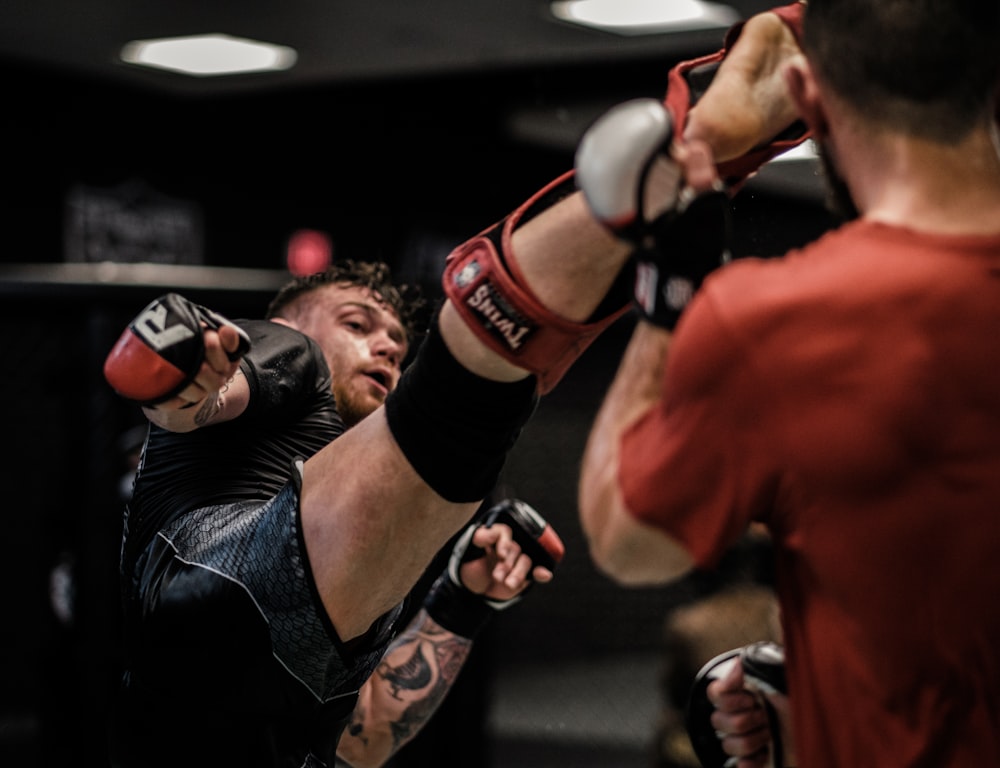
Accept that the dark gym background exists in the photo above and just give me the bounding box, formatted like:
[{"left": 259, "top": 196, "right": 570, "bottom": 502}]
[{"left": 0, "top": 2, "right": 837, "bottom": 766}]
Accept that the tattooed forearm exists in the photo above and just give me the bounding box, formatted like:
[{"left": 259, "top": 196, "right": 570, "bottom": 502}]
[
  {"left": 372, "top": 614, "right": 474, "bottom": 750},
  {"left": 346, "top": 701, "right": 369, "bottom": 744}
]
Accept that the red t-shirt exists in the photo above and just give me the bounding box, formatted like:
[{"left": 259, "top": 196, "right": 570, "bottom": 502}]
[{"left": 619, "top": 219, "right": 1000, "bottom": 767}]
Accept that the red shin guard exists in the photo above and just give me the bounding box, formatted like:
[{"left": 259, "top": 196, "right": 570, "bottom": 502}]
[{"left": 443, "top": 171, "right": 630, "bottom": 395}]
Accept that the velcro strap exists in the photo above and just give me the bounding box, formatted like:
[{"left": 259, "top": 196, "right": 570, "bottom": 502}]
[
  {"left": 443, "top": 171, "right": 630, "bottom": 394},
  {"left": 664, "top": 1, "right": 809, "bottom": 190}
]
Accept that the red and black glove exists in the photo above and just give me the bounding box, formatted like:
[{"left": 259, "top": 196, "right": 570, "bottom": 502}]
[
  {"left": 631, "top": 183, "right": 733, "bottom": 330},
  {"left": 424, "top": 498, "right": 565, "bottom": 638},
  {"left": 686, "top": 641, "right": 788, "bottom": 768},
  {"left": 574, "top": 4, "right": 808, "bottom": 329},
  {"left": 103, "top": 292, "right": 250, "bottom": 406},
  {"left": 665, "top": 1, "right": 810, "bottom": 191}
]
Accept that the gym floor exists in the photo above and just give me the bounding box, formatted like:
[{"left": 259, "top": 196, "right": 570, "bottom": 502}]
[{"left": 489, "top": 653, "right": 662, "bottom": 768}]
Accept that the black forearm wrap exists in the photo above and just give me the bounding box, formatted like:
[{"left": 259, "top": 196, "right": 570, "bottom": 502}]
[
  {"left": 423, "top": 573, "right": 494, "bottom": 639},
  {"left": 633, "top": 189, "right": 733, "bottom": 330},
  {"left": 384, "top": 318, "right": 539, "bottom": 503}
]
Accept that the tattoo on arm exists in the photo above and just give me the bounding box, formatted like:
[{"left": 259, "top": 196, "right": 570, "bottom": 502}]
[
  {"left": 372, "top": 614, "right": 473, "bottom": 751},
  {"left": 193, "top": 393, "right": 221, "bottom": 425},
  {"left": 347, "top": 701, "right": 369, "bottom": 745},
  {"left": 191, "top": 377, "right": 232, "bottom": 426}
]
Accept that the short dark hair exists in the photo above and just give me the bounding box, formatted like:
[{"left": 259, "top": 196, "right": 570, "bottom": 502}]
[
  {"left": 266, "top": 259, "right": 427, "bottom": 342},
  {"left": 803, "top": 0, "right": 1000, "bottom": 141}
]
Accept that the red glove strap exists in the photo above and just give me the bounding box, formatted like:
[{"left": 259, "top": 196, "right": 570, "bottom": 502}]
[{"left": 664, "top": 1, "right": 809, "bottom": 190}]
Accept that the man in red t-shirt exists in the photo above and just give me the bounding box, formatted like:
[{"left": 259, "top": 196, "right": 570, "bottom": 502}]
[{"left": 577, "top": 1, "right": 1000, "bottom": 766}]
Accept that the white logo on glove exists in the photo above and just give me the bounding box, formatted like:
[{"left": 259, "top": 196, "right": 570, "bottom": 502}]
[
  {"left": 134, "top": 303, "right": 196, "bottom": 351},
  {"left": 635, "top": 261, "right": 659, "bottom": 316},
  {"left": 664, "top": 277, "right": 694, "bottom": 311}
]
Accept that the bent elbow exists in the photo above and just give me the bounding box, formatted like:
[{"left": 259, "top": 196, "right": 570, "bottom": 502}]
[
  {"left": 581, "top": 534, "right": 638, "bottom": 589},
  {"left": 586, "top": 517, "right": 695, "bottom": 588}
]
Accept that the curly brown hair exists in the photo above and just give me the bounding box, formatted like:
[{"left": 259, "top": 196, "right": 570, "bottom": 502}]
[{"left": 265, "top": 260, "right": 427, "bottom": 342}]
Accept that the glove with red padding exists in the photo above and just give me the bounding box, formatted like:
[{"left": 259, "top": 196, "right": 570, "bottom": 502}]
[
  {"left": 665, "top": 1, "right": 810, "bottom": 191},
  {"left": 103, "top": 292, "right": 251, "bottom": 406},
  {"left": 686, "top": 641, "right": 788, "bottom": 768},
  {"left": 575, "top": 4, "right": 807, "bottom": 243},
  {"left": 424, "top": 498, "right": 565, "bottom": 638}
]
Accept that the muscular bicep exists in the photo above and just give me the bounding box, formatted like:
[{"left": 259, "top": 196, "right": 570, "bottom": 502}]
[
  {"left": 617, "top": 283, "right": 776, "bottom": 569},
  {"left": 579, "top": 322, "right": 696, "bottom": 585},
  {"left": 584, "top": 474, "right": 695, "bottom": 586}
]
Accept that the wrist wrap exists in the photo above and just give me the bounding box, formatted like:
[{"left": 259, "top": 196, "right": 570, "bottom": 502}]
[
  {"left": 423, "top": 498, "right": 564, "bottom": 638},
  {"left": 686, "top": 641, "right": 788, "bottom": 768},
  {"left": 632, "top": 187, "right": 733, "bottom": 330},
  {"left": 423, "top": 573, "right": 494, "bottom": 639}
]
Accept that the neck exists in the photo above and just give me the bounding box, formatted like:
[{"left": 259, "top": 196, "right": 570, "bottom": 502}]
[{"left": 832, "top": 118, "right": 1000, "bottom": 236}]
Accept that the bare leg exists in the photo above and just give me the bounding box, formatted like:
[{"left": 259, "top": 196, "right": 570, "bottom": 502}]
[{"left": 303, "top": 6, "right": 807, "bottom": 642}]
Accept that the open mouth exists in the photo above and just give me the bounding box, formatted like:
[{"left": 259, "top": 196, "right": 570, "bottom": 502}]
[{"left": 364, "top": 370, "right": 389, "bottom": 389}]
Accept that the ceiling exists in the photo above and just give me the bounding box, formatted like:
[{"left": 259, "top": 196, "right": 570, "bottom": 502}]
[
  {"left": 1, "top": 0, "right": 781, "bottom": 97},
  {"left": 0, "top": 0, "right": 826, "bottom": 277}
]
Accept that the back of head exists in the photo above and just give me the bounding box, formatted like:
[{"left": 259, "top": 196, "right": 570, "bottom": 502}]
[{"left": 803, "top": 0, "right": 1000, "bottom": 141}]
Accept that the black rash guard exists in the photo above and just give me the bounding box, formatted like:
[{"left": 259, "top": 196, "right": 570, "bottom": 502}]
[
  {"left": 122, "top": 320, "right": 343, "bottom": 577},
  {"left": 110, "top": 320, "right": 410, "bottom": 768}
]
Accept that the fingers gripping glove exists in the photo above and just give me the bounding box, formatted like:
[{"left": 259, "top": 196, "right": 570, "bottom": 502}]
[
  {"left": 686, "top": 641, "right": 788, "bottom": 768},
  {"left": 423, "top": 498, "right": 565, "bottom": 639},
  {"left": 103, "top": 292, "right": 251, "bottom": 406},
  {"left": 666, "top": 1, "right": 809, "bottom": 191},
  {"left": 442, "top": 171, "right": 632, "bottom": 395},
  {"left": 575, "top": 98, "right": 733, "bottom": 330}
]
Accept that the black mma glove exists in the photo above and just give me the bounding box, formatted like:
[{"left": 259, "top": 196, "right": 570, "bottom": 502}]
[
  {"left": 423, "top": 498, "right": 565, "bottom": 639},
  {"left": 103, "top": 292, "right": 251, "bottom": 406},
  {"left": 632, "top": 186, "right": 732, "bottom": 330},
  {"left": 686, "top": 641, "right": 787, "bottom": 768},
  {"left": 575, "top": 98, "right": 733, "bottom": 331}
]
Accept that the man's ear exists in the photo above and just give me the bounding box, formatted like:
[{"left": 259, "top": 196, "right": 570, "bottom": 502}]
[
  {"left": 270, "top": 317, "right": 297, "bottom": 330},
  {"left": 785, "top": 58, "right": 829, "bottom": 139}
]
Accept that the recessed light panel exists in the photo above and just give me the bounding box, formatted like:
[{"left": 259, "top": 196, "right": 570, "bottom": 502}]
[
  {"left": 120, "top": 34, "right": 297, "bottom": 76},
  {"left": 551, "top": 0, "right": 739, "bottom": 35}
]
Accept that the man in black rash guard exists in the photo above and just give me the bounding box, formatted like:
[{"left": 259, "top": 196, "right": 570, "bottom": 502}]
[{"left": 107, "top": 258, "right": 581, "bottom": 768}]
